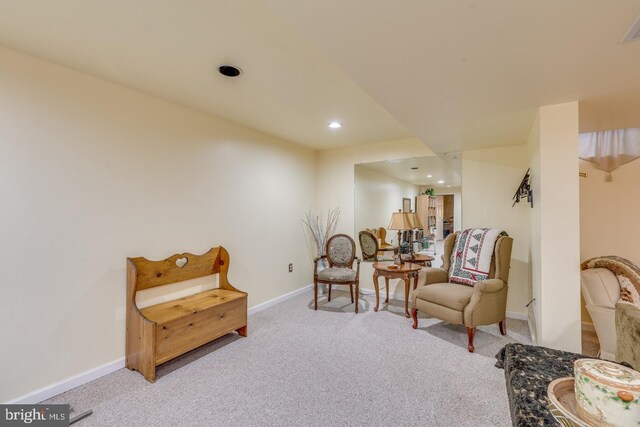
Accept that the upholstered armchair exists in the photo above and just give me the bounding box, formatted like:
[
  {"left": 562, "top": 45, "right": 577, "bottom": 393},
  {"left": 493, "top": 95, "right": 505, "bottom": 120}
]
[
  {"left": 580, "top": 268, "right": 620, "bottom": 360},
  {"left": 411, "top": 231, "right": 513, "bottom": 352},
  {"left": 314, "top": 234, "right": 361, "bottom": 313}
]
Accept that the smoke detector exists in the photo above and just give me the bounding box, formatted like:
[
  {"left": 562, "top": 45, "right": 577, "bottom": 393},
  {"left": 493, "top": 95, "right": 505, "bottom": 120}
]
[{"left": 622, "top": 15, "right": 640, "bottom": 43}]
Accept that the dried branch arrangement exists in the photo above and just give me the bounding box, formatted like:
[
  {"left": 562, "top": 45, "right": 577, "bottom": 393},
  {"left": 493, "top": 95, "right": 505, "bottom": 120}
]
[{"left": 301, "top": 208, "right": 340, "bottom": 257}]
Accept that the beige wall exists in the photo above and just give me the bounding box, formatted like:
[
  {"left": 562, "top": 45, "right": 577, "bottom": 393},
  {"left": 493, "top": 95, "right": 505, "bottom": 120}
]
[
  {"left": 527, "top": 102, "right": 581, "bottom": 352},
  {"left": 460, "top": 146, "right": 531, "bottom": 317},
  {"left": 0, "top": 47, "right": 316, "bottom": 402},
  {"left": 579, "top": 158, "right": 640, "bottom": 324},
  {"left": 579, "top": 159, "right": 640, "bottom": 264}
]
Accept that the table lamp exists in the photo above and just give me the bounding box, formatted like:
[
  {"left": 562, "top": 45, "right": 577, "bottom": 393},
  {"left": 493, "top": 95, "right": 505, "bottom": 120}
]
[{"left": 388, "top": 210, "right": 423, "bottom": 262}]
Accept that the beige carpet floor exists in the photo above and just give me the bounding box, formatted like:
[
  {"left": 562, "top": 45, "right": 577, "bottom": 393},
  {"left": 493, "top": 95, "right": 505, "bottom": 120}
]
[{"left": 44, "top": 289, "right": 531, "bottom": 426}]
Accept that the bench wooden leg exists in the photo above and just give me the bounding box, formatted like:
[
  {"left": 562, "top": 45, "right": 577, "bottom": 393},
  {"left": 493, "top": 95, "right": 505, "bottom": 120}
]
[
  {"left": 126, "top": 314, "right": 156, "bottom": 383},
  {"left": 135, "top": 363, "right": 156, "bottom": 383},
  {"left": 145, "top": 369, "right": 156, "bottom": 383},
  {"left": 236, "top": 325, "right": 247, "bottom": 337},
  {"left": 328, "top": 284, "right": 332, "bottom": 302},
  {"left": 412, "top": 308, "right": 418, "bottom": 329}
]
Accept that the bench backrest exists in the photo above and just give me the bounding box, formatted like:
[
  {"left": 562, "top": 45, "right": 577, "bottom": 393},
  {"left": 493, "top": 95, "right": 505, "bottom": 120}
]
[{"left": 127, "top": 246, "right": 235, "bottom": 293}]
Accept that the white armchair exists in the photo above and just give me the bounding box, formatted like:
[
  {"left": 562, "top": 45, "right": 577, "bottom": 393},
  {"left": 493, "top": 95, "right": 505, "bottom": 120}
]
[{"left": 580, "top": 268, "right": 621, "bottom": 360}]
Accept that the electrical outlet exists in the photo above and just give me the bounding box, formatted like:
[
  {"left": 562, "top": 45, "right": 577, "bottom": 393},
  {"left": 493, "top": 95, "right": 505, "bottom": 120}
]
[{"left": 288, "top": 263, "right": 293, "bottom": 272}]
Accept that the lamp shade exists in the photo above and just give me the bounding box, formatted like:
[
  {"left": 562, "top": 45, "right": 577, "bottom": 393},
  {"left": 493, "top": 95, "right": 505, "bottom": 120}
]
[
  {"left": 388, "top": 211, "right": 421, "bottom": 231},
  {"left": 409, "top": 212, "right": 423, "bottom": 229}
]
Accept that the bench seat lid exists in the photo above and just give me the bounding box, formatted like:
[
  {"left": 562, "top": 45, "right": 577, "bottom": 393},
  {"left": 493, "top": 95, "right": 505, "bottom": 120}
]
[{"left": 139, "top": 288, "right": 246, "bottom": 325}]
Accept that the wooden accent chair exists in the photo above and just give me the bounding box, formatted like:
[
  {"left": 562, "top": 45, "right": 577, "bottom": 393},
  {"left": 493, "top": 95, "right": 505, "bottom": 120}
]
[
  {"left": 411, "top": 232, "right": 513, "bottom": 352},
  {"left": 314, "top": 234, "right": 361, "bottom": 313},
  {"left": 358, "top": 230, "right": 379, "bottom": 262},
  {"left": 376, "top": 227, "right": 398, "bottom": 254}
]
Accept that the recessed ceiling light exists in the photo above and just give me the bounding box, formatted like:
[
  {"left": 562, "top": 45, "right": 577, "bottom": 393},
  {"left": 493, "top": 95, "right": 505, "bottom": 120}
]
[
  {"left": 328, "top": 122, "right": 342, "bottom": 129},
  {"left": 438, "top": 180, "right": 445, "bottom": 184},
  {"left": 426, "top": 174, "right": 433, "bottom": 178},
  {"left": 447, "top": 185, "right": 451, "bottom": 188},
  {"left": 218, "top": 65, "right": 241, "bottom": 77}
]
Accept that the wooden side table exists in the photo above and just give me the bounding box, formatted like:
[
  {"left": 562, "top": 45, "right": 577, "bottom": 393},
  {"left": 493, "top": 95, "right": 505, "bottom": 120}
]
[
  {"left": 401, "top": 253, "right": 434, "bottom": 267},
  {"left": 372, "top": 262, "right": 422, "bottom": 318}
]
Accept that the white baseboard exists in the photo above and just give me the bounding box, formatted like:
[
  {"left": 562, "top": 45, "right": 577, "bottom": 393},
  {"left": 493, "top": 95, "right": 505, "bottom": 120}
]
[
  {"left": 7, "top": 283, "right": 314, "bottom": 405},
  {"left": 527, "top": 317, "right": 537, "bottom": 345},
  {"left": 358, "top": 287, "right": 402, "bottom": 299},
  {"left": 506, "top": 311, "right": 528, "bottom": 321},
  {"left": 581, "top": 321, "right": 595, "bottom": 332},
  {"left": 248, "top": 284, "right": 313, "bottom": 315},
  {"left": 7, "top": 358, "right": 126, "bottom": 404}
]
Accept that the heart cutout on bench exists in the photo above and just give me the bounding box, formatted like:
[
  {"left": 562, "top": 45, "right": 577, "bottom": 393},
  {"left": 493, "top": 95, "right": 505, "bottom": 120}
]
[{"left": 175, "top": 257, "right": 188, "bottom": 268}]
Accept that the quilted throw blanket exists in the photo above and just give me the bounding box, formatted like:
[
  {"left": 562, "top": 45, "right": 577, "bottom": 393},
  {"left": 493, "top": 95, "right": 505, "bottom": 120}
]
[
  {"left": 581, "top": 256, "right": 640, "bottom": 310},
  {"left": 449, "top": 228, "right": 503, "bottom": 286}
]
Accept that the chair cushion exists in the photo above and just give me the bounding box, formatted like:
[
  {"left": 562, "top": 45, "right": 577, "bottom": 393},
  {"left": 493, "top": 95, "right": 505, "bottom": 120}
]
[
  {"left": 318, "top": 267, "right": 356, "bottom": 282},
  {"left": 414, "top": 282, "right": 474, "bottom": 312}
]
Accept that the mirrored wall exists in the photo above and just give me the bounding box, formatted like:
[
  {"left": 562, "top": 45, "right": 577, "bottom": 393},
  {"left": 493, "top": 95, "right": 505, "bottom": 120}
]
[{"left": 354, "top": 155, "right": 462, "bottom": 268}]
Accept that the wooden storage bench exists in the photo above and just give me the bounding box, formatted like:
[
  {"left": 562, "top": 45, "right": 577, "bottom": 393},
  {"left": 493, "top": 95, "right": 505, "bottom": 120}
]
[{"left": 126, "top": 246, "right": 247, "bottom": 382}]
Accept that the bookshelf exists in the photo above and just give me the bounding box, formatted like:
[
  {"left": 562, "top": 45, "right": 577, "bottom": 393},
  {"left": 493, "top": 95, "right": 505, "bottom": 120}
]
[{"left": 416, "top": 195, "right": 437, "bottom": 254}]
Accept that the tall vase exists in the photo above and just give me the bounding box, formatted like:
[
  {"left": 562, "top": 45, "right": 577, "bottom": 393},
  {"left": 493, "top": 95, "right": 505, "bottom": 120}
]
[{"left": 317, "top": 257, "right": 328, "bottom": 295}]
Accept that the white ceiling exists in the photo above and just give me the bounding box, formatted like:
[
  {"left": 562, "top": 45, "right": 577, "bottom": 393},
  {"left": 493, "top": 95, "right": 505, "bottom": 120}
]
[
  {"left": 359, "top": 156, "right": 461, "bottom": 187},
  {"left": 0, "top": 0, "right": 409, "bottom": 150},
  {"left": 264, "top": 0, "right": 640, "bottom": 152},
  {"left": 1, "top": 1, "right": 639, "bottom": 153}
]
